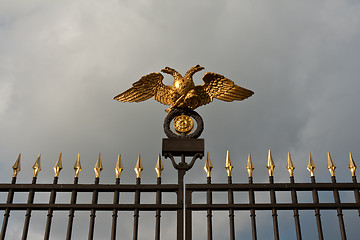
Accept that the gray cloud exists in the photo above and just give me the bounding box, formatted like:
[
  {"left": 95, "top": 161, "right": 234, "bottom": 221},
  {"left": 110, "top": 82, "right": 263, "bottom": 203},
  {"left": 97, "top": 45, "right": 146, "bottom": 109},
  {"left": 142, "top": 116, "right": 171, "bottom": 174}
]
[{"left": 1, "top": 0, "right": 360, "bottom": 239}]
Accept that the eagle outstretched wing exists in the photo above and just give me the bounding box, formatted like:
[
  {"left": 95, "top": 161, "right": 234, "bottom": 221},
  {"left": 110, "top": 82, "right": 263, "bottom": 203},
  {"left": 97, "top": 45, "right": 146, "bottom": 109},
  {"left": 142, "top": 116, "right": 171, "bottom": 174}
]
[
  {"left": 114, "top": 72, "right": 172, "bottom": 105},
  {"left": 194, "top": 72, "right": 254, "bottom": 106}
]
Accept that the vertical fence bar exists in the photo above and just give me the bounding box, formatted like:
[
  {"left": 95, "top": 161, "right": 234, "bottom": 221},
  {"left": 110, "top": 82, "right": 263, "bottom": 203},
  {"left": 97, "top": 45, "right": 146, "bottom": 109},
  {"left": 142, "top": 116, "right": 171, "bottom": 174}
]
[
  {"left": 66, "top": 177, "right": 79, "bottom": 240},
  {"left": 269, "top": 176, "right": 279, "bottom": 240},
  {"left": 227, "top": 176, "right": 235, "bottom": 240},
  {"left": 290, "top": 176, "right": 302, "bottom": 240},
  {"left": 352, "top": 176, "right": 360, "bottom": 215},
  {"left": 248, "top": 177, "right": 257, "bottom": 240},
  {"left": 88, "top": 177, "right": 100, "bottom": 240},
  {"left": 331, "top": 176, "right": 347, "bottom": 240},
  {"left": 311, "top": 176, "right": 324, "bottom": 240},
  {"left": 44, "top": 177, "right": 58, "bottom": 240},
  {"left": 206, "top": 177, "right": 213, "bottom": 240},
  {"left": 111, "top": 177, "right": 120, "bottom": 240},
  {"left": 0, "top": 176, "right": 17, "bottom": 240},
  {"left": 133, "top": 178, "right": 141, "bottom": 240},
  {"left": 178, "top": 154, "right": 186, "bottom": 240},
  {"left": 155, "top": 177, "right": 162, "bottom": 240},
  {"left": 185, "top": 188, "right": 192, "bottom": 240},
  {"left": 21, "top": 177, "right": 37, "bottom": 240}
]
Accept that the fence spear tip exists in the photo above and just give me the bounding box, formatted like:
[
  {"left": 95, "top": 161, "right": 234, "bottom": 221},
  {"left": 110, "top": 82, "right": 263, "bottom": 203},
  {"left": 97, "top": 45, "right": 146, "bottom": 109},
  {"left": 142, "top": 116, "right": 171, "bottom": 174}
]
[
  {"left": 74, "top": 153, "right": 82, "bottom": 177},
  {"left": 54, "top": 153, "right": 63, "bottom": 177},
  {"left": 155, "top": 153, "right": 164, "bottom": 178},
  {"left": 246, "top": 152, "right": 254, "bottom": 177},
  {"left": 32, "top": 153, "right": 41, "bottom": 178},
  {"left": 286, "top": 152, "right": 295, "bottom": 177},
  {"left": 225, "top": 150, "right": 233, "bottom": 177},
  {"left": 12, "top": 153, "right": 21, "bottom": 177},
  {"left": 266, "top": 149, "right": 275, "bottom": 176},
  {"left": 94, "top": 153, "right": 103, "bottom": 178},
  {"left": 307, "top": 152, "right": 316, "bottom": 177},
  {"left": 327, "top": 152, "right": 336, "bottom": 177},
  {"left": 349, "top": 152, "right": 357, "bottom": 177},
  {"left": 134, "top": 154, "right": 143, "bottom": 178},
  {"left": 115, "top": 154, "right": 124, "bottom": 178},
  {"left": 204, "top": 152, "right": 213, "bottom": 178}
]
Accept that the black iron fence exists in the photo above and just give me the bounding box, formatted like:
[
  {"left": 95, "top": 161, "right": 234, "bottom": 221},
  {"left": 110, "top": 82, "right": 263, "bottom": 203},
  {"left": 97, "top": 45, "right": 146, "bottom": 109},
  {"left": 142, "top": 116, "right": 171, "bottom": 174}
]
[{"left": 0, "top": 150, "right": 359, "bottom": 240}]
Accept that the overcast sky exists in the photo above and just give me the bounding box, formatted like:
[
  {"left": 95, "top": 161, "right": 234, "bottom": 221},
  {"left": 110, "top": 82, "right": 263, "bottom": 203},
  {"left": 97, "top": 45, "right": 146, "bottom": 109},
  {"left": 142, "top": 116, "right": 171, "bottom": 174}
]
[{"left": 1, "top": 0, "right": 360, "bottom": 239}]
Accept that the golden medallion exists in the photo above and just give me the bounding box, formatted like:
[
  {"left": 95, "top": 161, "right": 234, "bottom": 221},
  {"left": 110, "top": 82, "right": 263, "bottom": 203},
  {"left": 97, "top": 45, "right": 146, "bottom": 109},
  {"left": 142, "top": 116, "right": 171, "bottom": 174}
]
[{"left": 174, "top": 115, "right": 194, "bottom": 134}]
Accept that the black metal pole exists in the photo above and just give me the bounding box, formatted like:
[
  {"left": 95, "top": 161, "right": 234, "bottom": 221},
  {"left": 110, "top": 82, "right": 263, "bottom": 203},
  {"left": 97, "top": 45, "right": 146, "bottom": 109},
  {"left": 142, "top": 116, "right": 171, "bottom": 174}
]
[
  {"left": 269, "top": 176, "right": 279, "bottom": 240},
  {"left": 44, "top": 177, "right": 58, "bottom": 240},
  {"left": 352, "top": 176, "right": 360, "bottom": 215},
  {"left": 111, "top": 177, "right": 120, "bottom": 240},
  {"left": 228, "top": 176, "right": 235, "bottom": 240},
  {"left": 21, "top": 177, "right": 37, "bottom": 240},
  {"left": 185, "top": 181, "right": 192, "bottom": 240},
  {"left": 0, "top": 176, "right": 17, "bottom": 240},
  {"left": 206, "top": 177, "right": 213, "bottom": 240},
  {"left": 311, "top": 176, "right": 324, "bottom": 240},
  {"left": 178, "top": 154, "right": 186, "bottom": 240},
  {"left": 66, "top": 177, "right": 78, "bottom": 240},
  {"left": 331, "top": 176, "right": 347, "bottom": 240},
  {"left": 88, "top": 177, "right": 100, "bottom": 240},
  {"left": 248, "top": 177, "right": 257, "bottom": 240},
  {"left": 155, "top": 177, "right": 162, "bottom": 240},
  {"left": 290, "top": 176, "right": 302, "bottom": 240},
  {"left": 133, "top": 178, "right": 141, "bottom": 240}
]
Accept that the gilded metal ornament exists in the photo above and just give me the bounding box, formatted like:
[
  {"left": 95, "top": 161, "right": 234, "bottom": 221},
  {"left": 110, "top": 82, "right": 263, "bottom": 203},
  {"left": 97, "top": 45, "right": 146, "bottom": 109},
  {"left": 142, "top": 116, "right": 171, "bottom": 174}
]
[
  {"left": 134, "top": 154, "right": 143, "bottom": 178},
  {"left": 307, "top": 152, "right": 316, "bottom": 177},
  {"left": 115, "top": 154, "right": 124, "bottom": 178},
  {"left": 246, "top": 153, "right": 254, "bottom": 177},
  {"left": 114, "top": 65, "right": 253, "bottom": 112},
  {"left": 266, "top": 149, "right": 275, "bottom": 177},
  {"left": 286, "top": 152, "right": 295, "bottom": 177},
  {"left": 33, "top": 154, "right": 42, "bottom": 178},
  {"left": 174, "top": 115, "right": 194, "bottom": 134},
  {"left": 349, "top": 152, "right": 357, "bottom": 177},
  {"left": 94, "top": 153, "right": 103, "bottom": 178},
  {"left": 54, "top": 153, "right": 63, "bottom": 177},
  {"left": 204, "top": 152, "right": 213, "bottom": 178},
  {"left": 327, "top": 152, "right": 336, "bottom": 177},
  {"left": 225, "top": 150, "right": 233, "bottom": 177},
  {"left": 74, "top": 153, "right": 82, "bottom": 177},
  {"left": 12, "top": 153, "right": 21, "bottom": 178},
  {"left": 155, "top": 154, "right": 164, "bottom": 178}
]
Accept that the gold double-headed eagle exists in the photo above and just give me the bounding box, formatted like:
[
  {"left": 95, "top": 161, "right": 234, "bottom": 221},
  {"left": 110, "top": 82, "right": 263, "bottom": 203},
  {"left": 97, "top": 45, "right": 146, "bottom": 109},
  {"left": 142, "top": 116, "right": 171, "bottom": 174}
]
[{"left": 114, "top": 65, "right": 253, "bottom": 113}]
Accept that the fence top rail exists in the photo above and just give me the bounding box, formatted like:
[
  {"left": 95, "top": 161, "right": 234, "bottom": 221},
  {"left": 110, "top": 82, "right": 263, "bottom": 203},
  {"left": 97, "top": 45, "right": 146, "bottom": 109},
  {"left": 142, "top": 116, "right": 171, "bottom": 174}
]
[
  {"left": 0, "top": 183, "right": 179, "bottom": 192},
  {"left": 185, "top": 182, "right": 360, "bottom": 191},
  {"left": 0, "top": 203, "right": 181, "bottom": 211}
]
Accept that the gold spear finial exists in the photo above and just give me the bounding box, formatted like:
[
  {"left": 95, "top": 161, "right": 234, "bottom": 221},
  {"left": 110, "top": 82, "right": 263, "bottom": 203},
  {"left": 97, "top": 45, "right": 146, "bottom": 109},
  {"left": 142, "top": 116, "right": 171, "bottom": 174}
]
[
  {"left": 134, "top": 154, "right": 143, "bottom": 178},
  {"left": 327, "top": 152, "right": 336, "bottom": 177},
  {"left": 94, "top": 153, "right": 103, "bottom": 178},
  {"left": 32, "top": 153, "right": 41, "bottom": 177},
  {"left": 307, "top": 152, "right": 316, "bottom": 176},
  {"left": 12, "top": 153, "right": 21, "bottom": 177},
  {"left": 54, "top": 153, "right": 63, "bottom": 177},
  {"left": 74, "top": 153, "right": 82, "bottom": 177},
  {"left": 225, "top": 150, "right": 233, "bottom": 177},
  {"left": 349, "top": 152, "right": 357, "bottom": 177},
  {"left": 204, "top": 152, "right": 213, "bottom": 178},
  {"left": 115, "top": 154, "right": 124, "bottom": 178},
  {"left": 266, "top": 149, "right": 275, "bottom": 177},
  {"left": 155, "top": 154, "right": 164, "bottom": 178},
  {"left": 286, "top": 152, "right": 295, "bottom": 177},
  {"left": 246, "top": 153, "right": 254, "bottom": 177}
]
